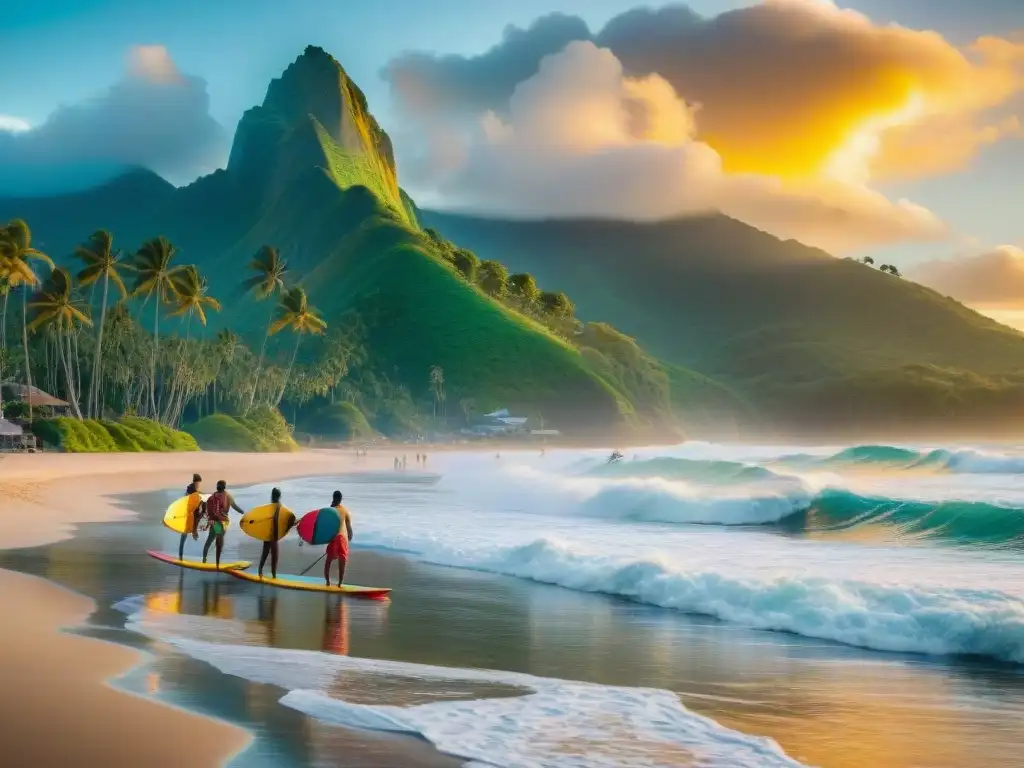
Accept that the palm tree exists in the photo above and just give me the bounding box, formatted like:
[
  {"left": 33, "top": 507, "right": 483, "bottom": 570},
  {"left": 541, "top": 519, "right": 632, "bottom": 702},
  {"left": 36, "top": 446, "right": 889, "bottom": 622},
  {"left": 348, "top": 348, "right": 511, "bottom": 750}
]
[
  {"left": 0, "top": 238, "right": 10, "bottom": 417},
  {"left": 28, "top": 268, "right": 92, "bottom": 419},
  {"left": 459, "top": 396, "right": 475, "bottom": 425},
  {"left": 159, "top": 265, "right": 221, "bottom": 425},
  {"left": 132, "top": 236, "right": 184, "bottom": 419},
  {"left": 212, "top": 329, "right": 242, "bottom": 413},
  {"left": 168, "top": 265, "right": 221, "bottom": 330},
  {"left": 76, "top": 230, "right": 129, "bottom": 418},
  {"left": 242, "top": 246, "right": 289, "bottom": 413},
  {"left": 268, "top": 286, "right": 326, "bottom": 406},
  {"left": 0, "top": 219, "right": 54, "bottom": 421},
  {"left": 429, "top": 365, "right": 445, "bottom": 418}
]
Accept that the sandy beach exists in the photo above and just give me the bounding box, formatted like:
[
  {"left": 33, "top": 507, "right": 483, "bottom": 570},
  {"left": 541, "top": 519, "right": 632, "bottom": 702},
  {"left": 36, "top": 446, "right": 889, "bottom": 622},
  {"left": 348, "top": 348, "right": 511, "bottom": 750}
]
[{"left": 0, "top": 449, "right": 379, "bottom": 768}]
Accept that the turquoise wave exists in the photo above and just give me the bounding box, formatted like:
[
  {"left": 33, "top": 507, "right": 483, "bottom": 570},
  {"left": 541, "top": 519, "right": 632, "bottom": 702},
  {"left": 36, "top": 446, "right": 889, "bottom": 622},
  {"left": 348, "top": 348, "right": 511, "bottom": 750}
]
[
  {"left": 779, "top": 445, "right": 1024, "bottom": 474},
  {"left": 792, "top": 489, "right": 1024, "bottom": 546}
]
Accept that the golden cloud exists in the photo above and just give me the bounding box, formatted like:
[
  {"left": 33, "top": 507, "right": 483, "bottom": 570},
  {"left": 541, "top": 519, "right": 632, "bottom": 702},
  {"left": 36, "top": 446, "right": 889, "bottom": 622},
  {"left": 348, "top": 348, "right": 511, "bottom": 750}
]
[
  {"left": 414, "top": 41, "right": 946, "bottom": 253},
  {"left": 386, "top": 1, "right": 1024, "bottom": 186},
  {"left": 601, "top": 0, "right": 1024, "bottom": 185},
  {"left": 128, "top": 45, "right": 183, "bottom": 84},
  {"left": 909, "top": 246, "right": 1024, "bottom": 309}
]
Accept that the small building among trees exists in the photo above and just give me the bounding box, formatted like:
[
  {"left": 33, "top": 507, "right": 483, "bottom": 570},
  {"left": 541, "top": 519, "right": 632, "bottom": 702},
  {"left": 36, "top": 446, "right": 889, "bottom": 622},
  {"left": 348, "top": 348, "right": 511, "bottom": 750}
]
[{"left": 1, "top": 382, "right": 73, "bottom": 418}]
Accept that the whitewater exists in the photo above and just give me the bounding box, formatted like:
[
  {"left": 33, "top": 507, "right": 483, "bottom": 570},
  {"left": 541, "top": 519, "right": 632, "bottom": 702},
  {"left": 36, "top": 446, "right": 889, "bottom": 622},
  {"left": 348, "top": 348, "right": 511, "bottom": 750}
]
[
  {"left": 123, "top": 440, "right": 1024, "bottom": 766},
  {"left": 233, "top": 442, "right": 1024, "bottom": 664}
]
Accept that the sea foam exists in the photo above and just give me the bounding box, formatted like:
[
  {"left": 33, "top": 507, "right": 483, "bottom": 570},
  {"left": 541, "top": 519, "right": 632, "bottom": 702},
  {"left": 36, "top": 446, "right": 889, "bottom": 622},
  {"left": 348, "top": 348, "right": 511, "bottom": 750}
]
[
  {"left": 122, "top": 607, "right": 805, "bottom": 768},
  {"left": 502, "top": 463, "right": 817, "bottom": 526},
  {"left": 352, "top": 529, "right": 1024, "bottom": 665}
]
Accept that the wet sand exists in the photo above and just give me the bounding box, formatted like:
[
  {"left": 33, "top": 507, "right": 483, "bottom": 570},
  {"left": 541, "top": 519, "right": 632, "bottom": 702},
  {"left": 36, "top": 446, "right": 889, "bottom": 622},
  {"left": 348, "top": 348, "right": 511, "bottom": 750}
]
[
  {"left": 0, "top": 449, "right": 390, "bottom": 767},
  {"left": 0, "top": 568, "right": 252, "bottom": 766}
]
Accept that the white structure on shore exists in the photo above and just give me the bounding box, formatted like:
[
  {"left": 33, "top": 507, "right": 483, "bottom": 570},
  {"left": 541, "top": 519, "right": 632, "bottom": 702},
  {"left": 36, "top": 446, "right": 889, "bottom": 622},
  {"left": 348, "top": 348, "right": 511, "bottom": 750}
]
[{"left": 461, "top": 409, "right": 561, "bottom": 438}]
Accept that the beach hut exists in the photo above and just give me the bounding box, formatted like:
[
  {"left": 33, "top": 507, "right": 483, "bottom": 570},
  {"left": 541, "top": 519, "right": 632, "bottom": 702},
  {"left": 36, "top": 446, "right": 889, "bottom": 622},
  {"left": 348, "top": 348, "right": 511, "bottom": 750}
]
[{"left": 1, "top": 382, "right": 71, "bottom": 416}]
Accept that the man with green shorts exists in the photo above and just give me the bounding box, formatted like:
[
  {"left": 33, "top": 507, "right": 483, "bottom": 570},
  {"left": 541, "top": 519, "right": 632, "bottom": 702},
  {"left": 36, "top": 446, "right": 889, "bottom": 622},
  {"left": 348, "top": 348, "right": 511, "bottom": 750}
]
[{"left": 202, "top": 480, "right": 245, "bottom": 569}]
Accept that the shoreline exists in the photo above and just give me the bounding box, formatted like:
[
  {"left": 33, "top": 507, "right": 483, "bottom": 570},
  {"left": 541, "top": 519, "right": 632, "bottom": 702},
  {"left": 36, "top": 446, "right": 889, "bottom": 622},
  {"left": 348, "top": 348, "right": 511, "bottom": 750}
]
[{"left": 0, "top": 449, "right": 388, "bottom": 767}]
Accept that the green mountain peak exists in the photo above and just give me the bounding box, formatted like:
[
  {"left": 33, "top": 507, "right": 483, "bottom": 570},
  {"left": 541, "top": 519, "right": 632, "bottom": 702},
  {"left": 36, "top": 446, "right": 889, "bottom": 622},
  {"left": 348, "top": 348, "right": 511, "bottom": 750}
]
[{"left": 227, "top": 46, "right": 405, "bottom": 220}]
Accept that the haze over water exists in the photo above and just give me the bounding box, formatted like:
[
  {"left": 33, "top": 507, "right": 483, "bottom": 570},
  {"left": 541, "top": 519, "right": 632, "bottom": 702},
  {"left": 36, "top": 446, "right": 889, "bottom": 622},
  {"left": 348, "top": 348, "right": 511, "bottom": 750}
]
[{"left": 9, "top": 442, "right": 1024, "bottom": 766}]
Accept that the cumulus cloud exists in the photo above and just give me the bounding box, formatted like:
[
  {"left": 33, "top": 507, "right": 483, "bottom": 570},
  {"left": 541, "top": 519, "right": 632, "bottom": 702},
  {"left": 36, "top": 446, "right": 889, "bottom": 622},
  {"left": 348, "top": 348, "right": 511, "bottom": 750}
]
[
  {"left": 0, "top": 116, "right": 30, "bottom": 134},
  {"left": 400, "top": 39, "right": 946, "bottom": 253},
  {"left": 382, "top": 1, "right": 1024, "bottom": 250},
  {"left": 910, "top": 246, "right": 1024, "bottom": 308},
  {"left": 385, "top": 1, "right": 1024, "bottom": 184},
  {"left": 0, "top": 46, "right": 228, "bottom": 196}
]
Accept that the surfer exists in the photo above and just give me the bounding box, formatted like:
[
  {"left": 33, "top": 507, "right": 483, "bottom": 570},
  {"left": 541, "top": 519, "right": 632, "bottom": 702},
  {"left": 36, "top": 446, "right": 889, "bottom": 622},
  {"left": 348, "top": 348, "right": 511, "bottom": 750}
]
[
  {"left": 178, "top": 473, "right": 204, "bottom": 560},
  {"left": 326, "top": 490, "right": 354, "bottom": 586},
  {"left": 258, "top": 487, "right": 291, "bottom": 580},
  {"left": 202, "top": 480, "right": 245, "bottom": 569}
]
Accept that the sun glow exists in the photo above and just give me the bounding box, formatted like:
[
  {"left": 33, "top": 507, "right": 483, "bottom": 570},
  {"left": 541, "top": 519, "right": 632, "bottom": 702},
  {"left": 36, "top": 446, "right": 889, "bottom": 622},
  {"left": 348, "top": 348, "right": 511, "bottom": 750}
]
[{"left": 824, "top": 93, "right": 927, "bottom": 185}]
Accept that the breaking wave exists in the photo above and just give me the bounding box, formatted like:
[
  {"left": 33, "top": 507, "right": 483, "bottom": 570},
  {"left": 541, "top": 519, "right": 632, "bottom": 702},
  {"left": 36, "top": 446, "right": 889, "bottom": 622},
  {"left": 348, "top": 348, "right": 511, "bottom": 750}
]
[
  {"left": 350, "top": 529, "right": 1024, "bottom": 666},
  {"left": 777, "top": 444, "right": 1024, "bottom": 474}
]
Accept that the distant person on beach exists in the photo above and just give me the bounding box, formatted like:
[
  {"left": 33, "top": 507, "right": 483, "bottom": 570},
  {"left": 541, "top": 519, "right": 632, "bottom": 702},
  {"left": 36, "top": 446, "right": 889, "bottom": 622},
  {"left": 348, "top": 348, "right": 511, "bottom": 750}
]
[
  {"left": 258, "top": 487, "right": 291, "bottom": 580},
  {"left": 202, "top": 480, "right": 245, "bottom": 569},
  {"left": 326, "top": 490, "right": 354, "bottom": 586},
  {"left": 178, "top": 473, "right": 204, "bottom": 560},
  {"left": 402, "top": 455, "right": 407, "bottom": 470},
  {"left": 394, "top": 456, "right": 399, "bottom": 471}
]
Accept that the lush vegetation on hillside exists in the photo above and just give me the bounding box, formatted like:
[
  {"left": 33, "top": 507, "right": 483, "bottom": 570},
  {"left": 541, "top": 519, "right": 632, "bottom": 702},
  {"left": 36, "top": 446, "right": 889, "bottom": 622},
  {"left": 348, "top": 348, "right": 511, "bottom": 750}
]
[{"left": 422, "top": 211, "right": 1024, "bottom": 436}]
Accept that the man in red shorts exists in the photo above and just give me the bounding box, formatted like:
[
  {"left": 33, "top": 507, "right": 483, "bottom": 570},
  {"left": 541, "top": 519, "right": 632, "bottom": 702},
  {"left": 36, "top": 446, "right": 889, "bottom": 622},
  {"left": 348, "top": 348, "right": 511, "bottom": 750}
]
[{"left": 326, "top": 490, "right": 354, "bottom": 586}]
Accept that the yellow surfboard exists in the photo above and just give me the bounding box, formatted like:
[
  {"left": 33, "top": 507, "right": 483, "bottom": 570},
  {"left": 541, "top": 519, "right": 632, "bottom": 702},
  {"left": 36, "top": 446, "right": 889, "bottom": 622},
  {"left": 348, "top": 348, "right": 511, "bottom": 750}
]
[
  {"left": 163, "top": 493, "right": 206, "bottom": 534},
  {"left": 147, "top": 550, "right": 250, "bottom": 572},
  {"left": 163, "top": 493, "right": 232, "bottom": 534},
  {"left": 239, "top": 503, "right": 296, "bottom": 542},
  {"left": 228, "top": 569, "right": 391, "bottom": 599}
]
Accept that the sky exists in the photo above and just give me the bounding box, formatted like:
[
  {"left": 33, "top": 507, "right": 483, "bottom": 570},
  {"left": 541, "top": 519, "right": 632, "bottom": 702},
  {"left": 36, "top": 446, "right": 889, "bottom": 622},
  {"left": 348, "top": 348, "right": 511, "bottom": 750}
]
[{"left": 2, "top": 0, "right": 1024, "bottom": 324}]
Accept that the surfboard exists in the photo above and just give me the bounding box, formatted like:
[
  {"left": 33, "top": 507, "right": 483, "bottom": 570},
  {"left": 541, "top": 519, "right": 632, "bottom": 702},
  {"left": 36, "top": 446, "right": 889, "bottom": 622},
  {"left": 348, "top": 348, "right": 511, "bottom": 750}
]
[
  {"left": 162, "top": 493, "right": 216, "bottom": 534},
  {"left": 147, "top": 550, "right": 251, "bottom": 572},
  {"left": 239, "top": 503, "right": 296, "bottom": 542},
  {"left": 296, "top": 507, "right": 341, "bottom": 545},
  {"left": 227, "top": 569, "right": 391, "bottom": 599}
]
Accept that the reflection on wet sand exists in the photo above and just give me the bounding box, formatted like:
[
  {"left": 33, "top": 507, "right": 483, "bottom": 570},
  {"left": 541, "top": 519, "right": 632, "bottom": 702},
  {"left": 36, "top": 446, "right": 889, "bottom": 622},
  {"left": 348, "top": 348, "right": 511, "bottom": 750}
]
[{"left": 145, "top": 573, "right": 373, "bottom": 657}]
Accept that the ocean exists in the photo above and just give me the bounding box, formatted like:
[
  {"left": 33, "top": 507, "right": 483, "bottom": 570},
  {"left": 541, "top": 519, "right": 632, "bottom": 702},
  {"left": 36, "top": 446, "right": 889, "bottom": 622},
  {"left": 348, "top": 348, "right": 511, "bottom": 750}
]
[{"left": 8, "top": 442, "right": 1024, "bottom": 767}]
